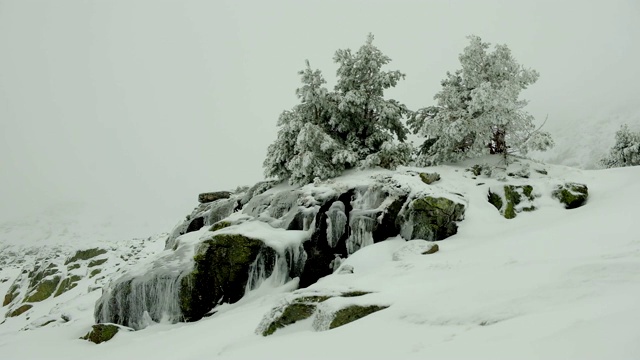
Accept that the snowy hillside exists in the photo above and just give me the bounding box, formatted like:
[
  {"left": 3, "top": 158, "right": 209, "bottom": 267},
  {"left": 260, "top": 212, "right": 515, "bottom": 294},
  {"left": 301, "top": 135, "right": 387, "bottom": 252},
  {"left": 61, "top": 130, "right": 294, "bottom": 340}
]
[{"left": 1, "top": 157, "right": 639, "bottom": 359}]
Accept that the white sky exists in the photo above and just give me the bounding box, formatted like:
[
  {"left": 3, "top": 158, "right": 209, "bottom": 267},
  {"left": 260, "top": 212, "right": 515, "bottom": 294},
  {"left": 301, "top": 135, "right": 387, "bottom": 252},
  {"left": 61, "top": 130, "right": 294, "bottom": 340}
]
[{"left": 1, "top": 0, "right": 639, "bottom": 227}]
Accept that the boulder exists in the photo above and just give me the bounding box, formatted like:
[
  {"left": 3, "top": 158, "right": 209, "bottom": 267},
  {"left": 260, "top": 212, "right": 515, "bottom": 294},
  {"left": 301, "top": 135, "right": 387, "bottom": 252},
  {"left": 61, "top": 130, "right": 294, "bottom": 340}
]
[
  {"left": 489, "top": 185, "right": 535, "bottom": 219},
  {"left": 399, "top": 196, "right": 465, "bottom": 241},
  {"left": 419, "top": 172, "right": 441, "bottom": 185},
  {"left": 7, "top": 304, "right": 32, "bottom": 317},
  {"left": 552, "top": 183, "right": 588, "bottom": 209},
  {"left": 179, "top": 234, "right": 277, "bottom": 322},
  {"left": 198, "top": 191, "right": 232, "bottom": 204},
  {"left": 328, "top": 305, "right": 388, "bottom": 329},
  {"left": 81, "top": 324, "right": 122, "bottom": 344}
]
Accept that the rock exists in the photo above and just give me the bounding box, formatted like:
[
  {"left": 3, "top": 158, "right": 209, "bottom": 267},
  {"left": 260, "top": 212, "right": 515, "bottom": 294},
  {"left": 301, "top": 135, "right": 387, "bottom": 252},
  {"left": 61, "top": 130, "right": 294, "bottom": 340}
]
[
  {"left": 54, "top": 275, "right": 82, "bottom": 297},
  {"left": 299, "top": 191, "right": 353, "bottom": 288},
  {"left": 7, "top": 304, "right": 32, "bottom": 317},
  {"left": 399, "top": 196, "right": 465, "bottom": 241},
  {"left": 258, "top": 291, "right": 373, "bottom": 336},
  {"left": 552, "top": 183, "right": 588, "bottom": 209},
  {"left": 489, "top": 185, "right": 535, "bottom": 219},
  {"left": 179, "top": 234, "right": 277, "bottom": 322},
  {"left": 65, "top": 248, "right": 108, "bottom": 265},
  {"left": 419, "top": 172, "right": 441, "bottom": 185},
  {"left": 3, "top": 283, "right": 19, "bottom": 306},
  {"left": 185, "top": 216, "right": 205, "bottom": 233},
  {"left": 198, "top": 191, "right": 232, "bottom": 204},
  {"left": 25, "top": 275, "right": 61, "bottom": 303},
  {"left": 328, "top": 305, "right": 388, "bottom": 329},
  {"left": 422, "top": 244, "right": 439, "bottom": 254},
  {"left": 210, "top": 221, "right": 232, "bottom": 232},
  {"left": 81, "top": 324, "right": 122, "bottom": 344},
  {"left": 88, "top": 258, "right": 107, "bottom": 268},
  {"left": 89, "top": 269, "right": 102, "bottom": 278}
]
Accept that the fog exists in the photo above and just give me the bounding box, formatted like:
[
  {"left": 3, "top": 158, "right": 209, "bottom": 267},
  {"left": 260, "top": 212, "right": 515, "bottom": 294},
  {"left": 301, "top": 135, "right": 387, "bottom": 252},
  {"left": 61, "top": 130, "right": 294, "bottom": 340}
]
[{"left": 1, "top": 0, "right": 639, "bottom": 230}]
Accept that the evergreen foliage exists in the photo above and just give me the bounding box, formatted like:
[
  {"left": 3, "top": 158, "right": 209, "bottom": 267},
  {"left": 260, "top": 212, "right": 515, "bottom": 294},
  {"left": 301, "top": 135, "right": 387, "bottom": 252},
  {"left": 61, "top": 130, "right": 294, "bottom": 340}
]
[
  {"left": 264, "top": 34, "right": 411, "bottom": 184},
  {"left": 601, "top": 124, "right": 640, "bottom": 168},
  {"left": 408, "top": 35, "right": 553, "bottom": 165}
]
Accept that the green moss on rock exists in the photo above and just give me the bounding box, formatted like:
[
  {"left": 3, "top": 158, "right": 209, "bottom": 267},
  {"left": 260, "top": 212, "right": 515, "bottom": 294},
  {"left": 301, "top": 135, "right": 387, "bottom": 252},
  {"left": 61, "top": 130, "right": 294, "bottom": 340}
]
[
  {"left": 8, "top": 304, "right": 32, "bottom": 317},
  {"left": 88, "top": 258, "right": 108, "bottom": 268},
  {"left": 65, "top": 248, "right": 107, "bottom": 265},
  {"left": 25, "top": 276, "right": 61, "bottom": 302},
  {"left": 3, "top": 283, "right": 19, "bottom": 306},
  {"left": 210, "top": 221, "right": 232, "bottom": 232},
  {"left": 293, "top": 295, "right": 331, "bottom": 303},
  {"left": 419, "top": 172, "right": 441, "bottom": 185},
  {"left": 399, "top": 196, "right": 465, "bottom": 241},
  {"left": 54, "top": 275, "right": 82, "bottom": 297},
  {"left": 341, "top": 291, "right": 370, "bottom": 298},
  {"left": 67, "top": 264, "right": 81, "bottom": 271},
  {"left": 179, "top": 233, "right": 273, "bottom": 322},
  {"left": 89, "top": 269, "right": 102, "bottom": 278},
  {"left": 81, "top": 324, "right": 120, "bottom": 344},
  {"left": 421, "top": 243, "right": 439, "bottom": 254},
  {"left": 329, "top": 305, "right": 389, "bottom": 329},
  {"left": 262, "top": 303, "right": 317, "bottom": 336},
  {"left": 552, "top": 183, "right": 588, "bottom": 209},
  {"left": 500, "top": 185, "right": 536, "bottom": 219}
]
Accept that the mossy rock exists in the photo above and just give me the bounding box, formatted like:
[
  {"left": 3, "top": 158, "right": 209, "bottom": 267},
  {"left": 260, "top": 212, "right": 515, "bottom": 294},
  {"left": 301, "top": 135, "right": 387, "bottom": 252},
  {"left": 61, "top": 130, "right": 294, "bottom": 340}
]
[
  {"left": 198, "top": 191, "right": 232, "bottom": 204},
  {"left": 179, "top": 233, "right": 274, "bottom": 322},
  {"left": 488, "top": 191, "right": 503, "bottom": 211},
  {"left": 293, "top": 295, "right": 331, "bottom": 304},
  {"left": 81, "top": 324, "right": 120, "bottom": 344},
  {"left": 422, "top": 243, "right": 439, "bottom": 254},
  {"left": 419, "top": 172, "right": 441, "bottom": 185},
  {"left": 329, "top": 305, "right": 388, "bottom": 329},
  {"left": 341, "top": 291, "right": 370, "bottom": 298},
  {"left": 67, "top": 264, "right": 81, "bottom": 271},
  {"left": 54, "top": 275, "right": 82, "bottom": 297},
  {"left": 25, "top": 276, "right": 61, "bottom": 302},
  {"left": 2, "top": 283, "right": 20, "bottom": 306},
  {"left": 65, "top": 248, "right": 107, "bottom": 265},
  {"left": 8, "top": 304, "right": 32, "bottom": 317},
  {"left": 89, "top": 269, "right": 102, "bottom": 278},
  {"left": 262, "top": 303, "right": 317, "bottom": 336},
  {"left": 88, "top": 258, "right": 108, "bottom": 268},
  {"left": 399, "top": 196, "right": 465, "bottom": 241},
  {"left": 210, "top": 221, "right": 232, "bottom": 232},
  {"left": 491, "top": 185, "right": 535, "bottom": 219},
  {"left": 552, "top": 183, "right": 588, "bottom": 209}
]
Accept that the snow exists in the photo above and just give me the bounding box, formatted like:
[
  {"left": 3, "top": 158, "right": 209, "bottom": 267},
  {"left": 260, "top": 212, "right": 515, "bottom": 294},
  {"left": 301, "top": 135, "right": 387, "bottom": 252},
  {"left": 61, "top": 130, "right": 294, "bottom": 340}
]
[{"left": 1, "top": 158, "right": 639, "bottom": 359}]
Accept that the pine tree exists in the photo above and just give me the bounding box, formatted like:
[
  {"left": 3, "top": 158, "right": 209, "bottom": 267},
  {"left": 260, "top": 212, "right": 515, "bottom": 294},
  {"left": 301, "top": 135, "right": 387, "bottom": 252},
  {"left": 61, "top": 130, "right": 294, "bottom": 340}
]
[
  {"left": 601, "top": 124, "right": 640, "bottom": 168},
  {"left": 408, "top": 35, "right": 553, "bottom": 165},
  {"left": 264, "top": 35, "right": 411, "bottom": 185},
  {"left": 331, "top": 33, "right": 412, "bottom": 166},
  {"left": 263, "top": 61, "right": 357, "bottom": 184}
]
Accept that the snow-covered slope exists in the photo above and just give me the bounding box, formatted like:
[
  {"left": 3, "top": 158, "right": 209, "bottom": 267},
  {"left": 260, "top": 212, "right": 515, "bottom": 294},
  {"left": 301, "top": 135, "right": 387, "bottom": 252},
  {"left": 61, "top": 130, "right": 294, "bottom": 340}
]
[{"left": 1, "top": 158, "right": 639, "bottom": 360}]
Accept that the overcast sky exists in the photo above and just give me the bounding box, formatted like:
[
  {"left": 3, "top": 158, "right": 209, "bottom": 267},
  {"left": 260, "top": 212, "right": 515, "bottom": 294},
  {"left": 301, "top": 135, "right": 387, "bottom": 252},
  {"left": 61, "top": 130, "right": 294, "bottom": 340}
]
[{"left": 1, "top": 0, "right": 639, "bottom": 229}]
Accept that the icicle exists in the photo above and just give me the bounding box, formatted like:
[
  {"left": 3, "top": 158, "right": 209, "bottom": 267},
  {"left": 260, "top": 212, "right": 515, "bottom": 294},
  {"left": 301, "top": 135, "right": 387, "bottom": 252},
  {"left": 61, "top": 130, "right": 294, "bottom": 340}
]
[{"left": 325, "top": 202, "right": 347, "bottom": 248}]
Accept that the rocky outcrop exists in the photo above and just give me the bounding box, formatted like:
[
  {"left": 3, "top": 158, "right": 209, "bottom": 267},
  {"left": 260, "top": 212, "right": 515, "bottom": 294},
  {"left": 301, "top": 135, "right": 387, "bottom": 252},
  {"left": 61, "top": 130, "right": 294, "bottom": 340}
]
[
  {"left": 553, "top": 183, "right": 588, "bottom": 209},
  {"left": 95, "top": 172, "right": 468, "bottom": 330},
  {"left": 198, "top": 191, "right": 232, "bottom": 204}
]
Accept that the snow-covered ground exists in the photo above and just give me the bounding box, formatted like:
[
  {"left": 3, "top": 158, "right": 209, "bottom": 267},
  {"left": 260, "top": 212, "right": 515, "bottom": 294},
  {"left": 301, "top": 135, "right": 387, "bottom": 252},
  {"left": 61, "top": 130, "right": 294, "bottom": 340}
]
[{"left": 0, "top": 158, "right": 639, "bottom": 360}]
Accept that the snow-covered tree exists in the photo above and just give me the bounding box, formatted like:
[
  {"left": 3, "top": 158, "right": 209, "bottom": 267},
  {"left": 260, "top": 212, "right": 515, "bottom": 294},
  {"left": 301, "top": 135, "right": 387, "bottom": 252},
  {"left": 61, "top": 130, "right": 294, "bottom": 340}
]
[
  {"left": 601, "top": 124, "right": 640, "bottom": 168},
  {"left": 408, "top": 35, "right": 553, "bottom": 165},
  {"left": 264, "top": 61, "right": 355, "bottom": 184},
  {"left": 331, "top": 33, "right": 411, "bottom": 165},
  {"left": 264, "top": 35, "right": 411, "bottom": 185}
]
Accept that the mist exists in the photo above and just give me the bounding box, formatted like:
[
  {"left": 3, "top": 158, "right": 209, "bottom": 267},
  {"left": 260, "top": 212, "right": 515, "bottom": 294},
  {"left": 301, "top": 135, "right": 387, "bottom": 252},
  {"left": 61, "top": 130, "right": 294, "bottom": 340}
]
[{"left": 1, "top": 0, "right": 639, "bottom": 231}]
